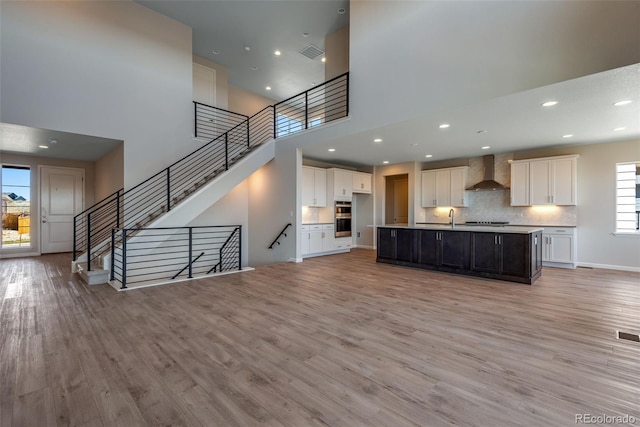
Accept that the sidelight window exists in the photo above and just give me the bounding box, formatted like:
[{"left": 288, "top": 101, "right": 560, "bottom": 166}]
[
  {"left": 1, "top": 165, "right": 32, "bottom": 248},
  {"left": 615, "top": 162, "right": 640, "bottom": 233}
]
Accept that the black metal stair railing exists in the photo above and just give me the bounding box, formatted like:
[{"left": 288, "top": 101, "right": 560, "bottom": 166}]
[
  {"left": 110, "top": 225, "right": 241, "bottom": 289},
  {"left": 268, "top": 223, "right": 292, "bottom": 249},
  {"left": 193, "top": 103, "right": 249, "bottom": 140},
  {"left": 73, "top": 72, "right": 349, "bottom": 271}
]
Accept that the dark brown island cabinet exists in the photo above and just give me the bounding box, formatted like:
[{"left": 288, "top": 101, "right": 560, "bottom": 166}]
[{"left": 377, "top": 225, "right": 543, "bottom": 284}]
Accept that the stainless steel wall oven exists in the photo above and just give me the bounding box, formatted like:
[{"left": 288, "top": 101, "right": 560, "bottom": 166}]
[{"left": 335, "top": 201, "right": 352, "bottom": 237}]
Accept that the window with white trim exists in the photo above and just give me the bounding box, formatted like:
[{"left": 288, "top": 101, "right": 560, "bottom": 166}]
[{"left": 615, "top": 162, "right": 640, "bottom": 233}]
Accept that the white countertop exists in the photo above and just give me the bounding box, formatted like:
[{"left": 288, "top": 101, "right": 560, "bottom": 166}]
[{"left": 376, "top": 223, "right": 543, "bottom": 234}]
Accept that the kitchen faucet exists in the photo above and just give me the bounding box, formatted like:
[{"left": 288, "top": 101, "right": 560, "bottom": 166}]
[{"left": 449, "top": 208, "right": 455, "bottom": 228}]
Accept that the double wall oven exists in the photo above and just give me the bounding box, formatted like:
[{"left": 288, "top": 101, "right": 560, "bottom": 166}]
[{"left": 335, "top": 201, "right": 352, "bottom": 237}]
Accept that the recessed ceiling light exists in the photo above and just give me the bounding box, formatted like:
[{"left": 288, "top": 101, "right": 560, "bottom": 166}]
[
  {"left": 476, "top": 130, "right": 487, "bottom": 134},
  {"left": 311, "top": 82, "right": 316, "bottom": 86},
  {"left": 562, "top": 134, "right": 573, "bottom": 138},
  {"left": 274, "top": 50, "right": 281, "bottom": 56},
  {"left": 373, "top": 138, "right": 382, "bottom": 143},
  {"left": 439, "top": 123, "right": 450, "bottom": 129},
  {"left": 613, "top": 100, "right": 632, "bottom": 106},
  {"left": 251, "top": 66, "right": 258, "bottom": 71},
  {"left": 481, "top": 146, "right": 491, "bottom": 150},
  {"left": 410, "top": 143, "right": 418, "bottom": 147},
  {"left": 613, "top": 127, "right": 625, "bottom": 132},
  {"left": 328, "top": 148, "right": 336, "bottom": 152},
  {"left": 542, "top": 101, "right": 558, "bottom": 107},
  {"left": 265, "top": 86, "right": 271, "bottom": 91},
  {"left": 303, "top": 32, "right": 309, "bottom": 37},
  {"left": 38, "top": 145, "right": 49, "bottom": 149},
  {"left": 212, "top": 49, "right": 220, "bottom": 55},
  {"left": 244, "top": 46, "right": 251, "bottom": 52},
  {"left": 337, "top": 7, "right": 346, "bottom": 14},
  {"left": 321, "top": 57, "right": 326, "bottom": 63},
  {"left": 49, "top": 139, "right": 58, "bottom": 144},
  {"left": 425, "top": 154, "right": 433, "bottom": 158},
  {"left": 382, "top": 160, "right": 389, "bottom": 164}
]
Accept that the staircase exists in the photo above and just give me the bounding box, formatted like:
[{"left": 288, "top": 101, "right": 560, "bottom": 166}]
[{"left": 72, "top": 72, "right": 349, "bottom": 288}]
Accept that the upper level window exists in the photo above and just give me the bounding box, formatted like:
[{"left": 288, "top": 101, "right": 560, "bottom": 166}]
[
  {"left": 1, "top": 165, "right": 31, "bottom": 249},
  {"left": 276, "top": 114, "right": 303, "bottom": 137},
  {"left": 615, "top": 162, "right": 639, "bottom": 233}
]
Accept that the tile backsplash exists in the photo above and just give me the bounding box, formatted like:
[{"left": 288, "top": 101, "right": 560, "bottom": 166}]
[
  {"left": 421, "top": 189, "right": 577, "bottom": 226},
  {"left": 420, "top": 153, "right": 577, "bottom": 226}
]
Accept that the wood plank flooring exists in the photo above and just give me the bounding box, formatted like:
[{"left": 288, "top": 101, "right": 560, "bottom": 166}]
[{"left": 1, "top": 249, "right": 639, "bottom": 426}]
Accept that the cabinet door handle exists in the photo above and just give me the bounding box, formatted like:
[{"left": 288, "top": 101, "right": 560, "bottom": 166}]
[
  {"left": 322, "top": 232, "right": 325, "bottom": 238},
  {"left": 343, "top": 189, "right": 345, "bottom": 195},
  {"left": 499, "top": 235, "right": 502, "bottom": 245},
  {"left": 551, "top": 195, "right": 554, "bottom": 203},
  {"left": 308, "top": 233, "right": 311, "bottom": 240},
  {"left": 494, "top": 235, "right": 498, "bottom": 245},
  {"left": 361, "top": 183, "right": 364, "bottom": 189}
]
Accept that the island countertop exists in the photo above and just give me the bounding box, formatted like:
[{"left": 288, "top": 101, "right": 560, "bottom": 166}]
[{"left": 377, "top": 223, "right": 543, "bottom": 234}]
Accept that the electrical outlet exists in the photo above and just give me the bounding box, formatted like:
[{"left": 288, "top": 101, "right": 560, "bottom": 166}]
[{"left": 357, "top": 231, "right": 361, "bottom": 238}]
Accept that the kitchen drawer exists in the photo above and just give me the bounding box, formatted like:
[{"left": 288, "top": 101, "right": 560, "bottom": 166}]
[
  {"left": 322, "top": 224, "right": 334, "bottom": 231},
  {"left": 335, "top": 237, "right": 352, "bottom": 249},
  {"left": 542, "top": 227, "right": 574, "bottom": 234}
]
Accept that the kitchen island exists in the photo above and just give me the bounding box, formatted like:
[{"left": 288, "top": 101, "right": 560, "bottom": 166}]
[{"left": 377, "top": 224, "right": 543, "bottom": 284}]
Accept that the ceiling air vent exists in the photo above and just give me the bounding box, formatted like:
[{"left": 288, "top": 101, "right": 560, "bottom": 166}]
[{"left": 299, "top": 45, "right": 324, "bottom": 60}]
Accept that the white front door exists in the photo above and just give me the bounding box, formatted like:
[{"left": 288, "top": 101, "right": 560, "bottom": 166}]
[{"left": 40, "top": 166, "right": 84, "bottom": 253}]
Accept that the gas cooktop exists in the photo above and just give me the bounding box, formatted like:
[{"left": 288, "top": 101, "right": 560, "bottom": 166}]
[{"left": 463, "top": 221, "right": 510, "bottom": 226}]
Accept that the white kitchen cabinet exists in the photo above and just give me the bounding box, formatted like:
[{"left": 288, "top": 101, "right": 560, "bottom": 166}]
[
  {"left": 334, "top": 237, "right": 352, "bottom": 250},
  {"left": 302, "top": 166, "right": 327, "bottom": 207},
  {"left": 510, "top": 161, "right": 530, "bottom": 206},
  {"left": 327, "top": 168, "right": 353, "bottom": 201},
  {"left": 352, "top": 172, "right": 372, "bottom": 194},
  {"left": 449, "top": 168, "right": 468, "bottom": 207},
  {"left": 421, "top": 171, "right": 437, "bottom": 207},
  {"left": 322, "top": 224, "right": 335, "bottom": 250},
  {"left": 301, "top": 224, "right": 323, "bottom": 255},
  {"left": 421, "top": 167, "right": 468, "bottom": 207},
  {"left": 542, "top": 227, "right": 576, "bottom": 268},
  {"left": 511, "top": 155, "right": 577, "bottom": 206},
  {"left": 301, "top": 223, "right": 348, "bottom": 258}
]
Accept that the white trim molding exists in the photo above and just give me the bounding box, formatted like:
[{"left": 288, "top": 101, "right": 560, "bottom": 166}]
[{"left": 576, "top": 262, "right": 640, "bottom": 273}]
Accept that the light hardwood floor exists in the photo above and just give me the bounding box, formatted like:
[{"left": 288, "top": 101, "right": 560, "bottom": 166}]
[{"left": 1, "top": 249, "right": 639, "bottom": 426}]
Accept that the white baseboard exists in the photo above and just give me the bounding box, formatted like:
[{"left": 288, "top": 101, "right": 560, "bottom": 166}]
[
  {"left": 353, "top": 245, "right": 375, "bottom": 250},
  {"left": 576, "top": 262, "right": 640, "bottom": 273},
  {"left": 289, "top": 257, "right": 303, "bottom": 263},
  {"left": 0, "top": 251, "right": 40, "bottom": 259}
]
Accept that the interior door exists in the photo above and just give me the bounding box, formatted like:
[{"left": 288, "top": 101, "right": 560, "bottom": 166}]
[
  {"left": 40, "top": 166, "right": 84, "bottom": 253},
  {"left": 393, "top": 178, "right": 409, "bottom": 224}
]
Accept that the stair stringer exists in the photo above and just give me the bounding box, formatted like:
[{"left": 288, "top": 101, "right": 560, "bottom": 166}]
[{"left": 97, "top": 139, "right": 275, "bottom": 283}]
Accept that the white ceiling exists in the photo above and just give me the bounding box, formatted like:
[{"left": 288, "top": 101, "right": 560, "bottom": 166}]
[
  {"left": 137, "top": 0, "right": 639, "bottom": 168},
  {"left": 136, "top": 0, "right": 349, "bottom": 101},
  {"left": 300, "top": 63, "right": 640, "bottom": 167},
  {"left": 0, "top": 123, "right": 122, "bottom": 162}
]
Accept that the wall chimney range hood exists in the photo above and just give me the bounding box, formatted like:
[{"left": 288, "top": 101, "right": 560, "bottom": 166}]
[{"left": 466, "top": 155, "right": 509, "bottom": 191}]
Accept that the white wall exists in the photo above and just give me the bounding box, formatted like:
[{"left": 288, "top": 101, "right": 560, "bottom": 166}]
[
  {"left": 248, "top": 145, "right": 300, "bottom": 266},
  {"left": 188, "top": 181, "right": 249, "bottom": 268},
  {"left": 0, "top": 1, "right": 193, "bottom": 189}
]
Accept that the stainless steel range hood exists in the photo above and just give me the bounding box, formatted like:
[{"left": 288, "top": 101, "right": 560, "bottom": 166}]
[{"left": 466, "top": 155, "right": 509, "bottom": 191}]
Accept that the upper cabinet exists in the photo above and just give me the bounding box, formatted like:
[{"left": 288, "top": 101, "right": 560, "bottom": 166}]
[
  {"left": 327, "top": 168, "right": 353, "bottom": 201},
  {"left": 302, "top": 166, "right": 327, "bottom": 207},
  {"left": 352, "top": 172, "right": 372, "bottom": 194},
  {"left": 421, "top": 167, "right": 469, "bottom": 208},
  {"left": 511, "top": 155, "right": 577, "bottom": 206}
]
